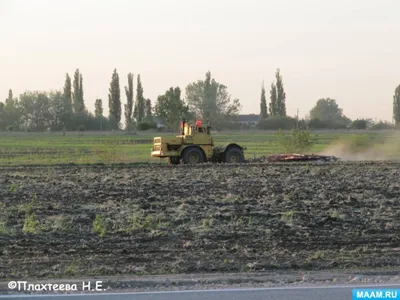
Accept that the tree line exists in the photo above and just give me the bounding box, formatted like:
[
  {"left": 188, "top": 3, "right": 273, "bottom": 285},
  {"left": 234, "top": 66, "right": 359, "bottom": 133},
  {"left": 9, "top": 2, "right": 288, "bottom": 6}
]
[
  {"left": 1, "top": 67, "right": 398, "bottom": 132},
  {"left": 258, "top": 69, "right": 398, "bottom": 130},
  {"left": 0, "top": 69, "right": 242, "bottom": 132}
]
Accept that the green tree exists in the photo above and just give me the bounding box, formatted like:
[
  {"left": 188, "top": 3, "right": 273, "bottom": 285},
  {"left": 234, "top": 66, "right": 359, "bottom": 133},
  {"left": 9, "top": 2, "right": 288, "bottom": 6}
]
[
  {"left": 108, "top": 69, "right": 121, "bottom": 128},
  {"left": 145, "top": 98, "right": 153, "bottom": 121},
  {"left": 351, "top": 119, "right": 367, "bottom": 130},
  {"left": 0, "top": 102, "right": 5, "bottom": 130},
  {"left": 72, "top": 69, "right": 85, "bottom": 113},
  {"left": 269, "top": 83, "right": 278, "bottom": 116},
  {"left": 3, "top": 89, "right": 22, "bottom": 130},
  {"left": 260, "top": 82, "right": 268, "bottom": 119},
  {"left": 63, "top": 73, "right": 73, "bottom": 115},
  {"left": 78, "top": 73, "right": 84, "bottom": 112},
  {"left": 309, "top": 98, "right": 351, "bottom": 128},
  {"left": 19, "top": 91, "right": 52, "bottom": 131},
  {"left": 49, "top": 91, "right": 68, "bottom": 130},
  {"left": 95, "top": 99, "right": 103, "bottom": 117},
  {"left": 95, "top": 99, "right": 105, "bottom": 131},
  {"left": 124, "top": 73, "right": 134, "bottom": 130},
  {"left": 275, "top": 69, "right": 286, "bottom": 116},
  {"left": 155, "top": 87, "right": 190, "bottom": 130},
  {"left": 7, "top": 89, "right": 12, "bottom": 102},
  {"left": 135, "top": 74, "right": 145, "bottom": 123},
  {"left": 393, "top": 85, "right": 400, "bottom": 126},
  {"left": 185, "top": 71, "right": 241, "bottom": 129}
]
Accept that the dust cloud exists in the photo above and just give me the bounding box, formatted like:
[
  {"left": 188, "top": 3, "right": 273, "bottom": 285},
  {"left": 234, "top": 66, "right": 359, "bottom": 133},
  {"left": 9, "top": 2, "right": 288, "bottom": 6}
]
[{"left": 318, "top": 131, "right": 400, "bottom": 161}]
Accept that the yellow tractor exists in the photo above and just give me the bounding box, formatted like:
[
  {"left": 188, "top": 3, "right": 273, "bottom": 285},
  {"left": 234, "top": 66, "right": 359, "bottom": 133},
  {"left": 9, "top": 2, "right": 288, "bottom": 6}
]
[{"left": 151, "top": 119, "right": 246, "bottom": 165}]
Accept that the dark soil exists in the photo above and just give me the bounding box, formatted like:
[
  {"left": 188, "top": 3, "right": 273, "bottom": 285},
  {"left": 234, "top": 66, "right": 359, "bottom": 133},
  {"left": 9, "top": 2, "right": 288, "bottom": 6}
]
[{"left": 0, "top": 162, "right": 399, "bottom": 280}]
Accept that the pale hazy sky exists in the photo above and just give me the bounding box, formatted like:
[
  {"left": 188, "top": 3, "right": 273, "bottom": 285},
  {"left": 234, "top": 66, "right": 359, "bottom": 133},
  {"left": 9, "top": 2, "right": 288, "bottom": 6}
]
[{"left": 1, "top": 0, "right": 399, "bottom": 121}]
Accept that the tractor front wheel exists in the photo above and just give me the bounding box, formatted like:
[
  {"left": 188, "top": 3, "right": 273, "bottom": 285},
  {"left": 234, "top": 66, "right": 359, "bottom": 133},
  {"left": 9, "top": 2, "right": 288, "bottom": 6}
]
[
  {"left": 224, "top": 147, "right": 244, "bottom": 163},
  {"left": 182, "top": 147, "right": 205, "bottom": 164}
]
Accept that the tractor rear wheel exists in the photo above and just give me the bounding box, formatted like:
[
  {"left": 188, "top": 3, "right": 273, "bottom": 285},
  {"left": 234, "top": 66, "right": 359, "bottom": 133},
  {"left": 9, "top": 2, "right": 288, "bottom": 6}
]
[
  {"left": 182, "top": 147, "right": 205, "bottom": 164},
  {"left": 168, "top": 157, "right": 180, "bottom": 165},
  {"left": 224, "top": 147, "right": 244, "bottom": 163}
]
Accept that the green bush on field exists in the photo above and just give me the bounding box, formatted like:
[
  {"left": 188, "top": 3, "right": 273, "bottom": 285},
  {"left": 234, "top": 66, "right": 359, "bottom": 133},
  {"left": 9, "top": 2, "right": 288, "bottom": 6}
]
[
  {"left": 0, "top": 222, "right": 9, "bottom": 234},
  {"left": 93, "top": 214, "right": 108, "bottom": 237},
  {"left": 281, "top": 210, "right": 294, "bottom": 225},
  {"left": 131, "top": 213, "right": 159, "bottom": 231},
  {"left": 23, "top": 212, "right": 41, "bottom": 234},
  {"left": 275, "top": 129, "right": 314, "bottom": 153}
]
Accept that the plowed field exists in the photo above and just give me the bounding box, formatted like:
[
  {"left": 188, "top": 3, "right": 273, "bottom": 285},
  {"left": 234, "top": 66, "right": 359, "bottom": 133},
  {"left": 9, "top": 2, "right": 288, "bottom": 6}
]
[{"left": 0, "top": 162, "right": 400, "bottom": 280}]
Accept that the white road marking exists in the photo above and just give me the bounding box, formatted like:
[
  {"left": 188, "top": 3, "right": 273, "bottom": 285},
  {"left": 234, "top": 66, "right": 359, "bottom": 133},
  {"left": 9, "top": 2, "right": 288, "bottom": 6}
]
[{"left": 1, "top": 283, "right": 400, "bottom": 298}]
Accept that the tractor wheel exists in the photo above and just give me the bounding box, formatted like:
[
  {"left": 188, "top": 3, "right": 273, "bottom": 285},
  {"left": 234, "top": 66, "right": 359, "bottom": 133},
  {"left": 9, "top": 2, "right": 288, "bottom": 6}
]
[
  {"left": 182, "top": 147, "right": 205, "bottom": 164},
  {"left": 168, "top": 157, "right": 180, "bottom": 165},
  {"left": 224, "top": 147, "right": 244, "bottom": 163}
]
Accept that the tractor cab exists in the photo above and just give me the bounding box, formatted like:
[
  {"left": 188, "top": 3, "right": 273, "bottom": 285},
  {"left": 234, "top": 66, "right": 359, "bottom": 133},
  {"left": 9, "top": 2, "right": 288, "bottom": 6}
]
[{"left": 180, "top": 119, "right": 211, "bottom": 136}]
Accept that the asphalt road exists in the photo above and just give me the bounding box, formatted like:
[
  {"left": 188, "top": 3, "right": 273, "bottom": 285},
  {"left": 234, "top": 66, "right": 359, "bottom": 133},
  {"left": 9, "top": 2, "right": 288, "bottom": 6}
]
[{"left": 1, "top": 284, "right": 400, "bottom": 300}]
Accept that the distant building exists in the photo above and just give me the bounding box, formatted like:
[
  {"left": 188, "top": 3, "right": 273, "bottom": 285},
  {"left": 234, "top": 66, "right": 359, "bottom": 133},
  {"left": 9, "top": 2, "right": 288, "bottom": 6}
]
[
  {"left": 237, "top": 114, "right": 260, "bottom": 127},
  {"left": 153, "top": 114, "right": 261, "bottom": 129}
]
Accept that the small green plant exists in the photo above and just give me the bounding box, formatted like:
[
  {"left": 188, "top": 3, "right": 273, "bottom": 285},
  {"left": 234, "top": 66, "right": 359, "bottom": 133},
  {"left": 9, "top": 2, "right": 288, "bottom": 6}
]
[
  {"left": 65, "top": 263, "right": 78, "bottom": 275},
  {"left": 22, "top": 194, "right": 37, "bottom": 215},
  {"left": 306, "top": 250, "right": 325, "bottom": 263},
  {"left": 93, "top": 214, "right": 108, "bottom": 237},
  {"left": 275, "top": 129, "right": 314, "bottom": 153},
  {"left": 23, "top": 212, "right": 41, "bottom": 234},
  {"left": 328, "top": 209, "right": 345, "bottom": 220},
  {"left": 143, "top": 215, "right": 158, "bottom": 229},
  {"left": 31, "top": 193, "right": 37, "bottom": 204},
  {"left": 0, "top": 222, "right": 9, "bottom": 234},
  {"left": 130, "top": 213, "right": 160, "bottom": 231},
  {"left": 202, "top": 216, "right": 214, "bottom": 228},
  {"left": 8, "top": 183, "right": 18, "bottom": 194},
  {"left": 8, "top": 184, "right": 18, "bottom": 193},
  {"left": 281, "top": 210, "right": 294, "bottom": 225}
]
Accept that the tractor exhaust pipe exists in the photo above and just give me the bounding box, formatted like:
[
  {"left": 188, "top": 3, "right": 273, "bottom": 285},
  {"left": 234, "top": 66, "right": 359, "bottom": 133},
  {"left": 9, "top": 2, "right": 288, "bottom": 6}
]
[{"left": 181, "top": 119, "right": 186, "bottom": 135}]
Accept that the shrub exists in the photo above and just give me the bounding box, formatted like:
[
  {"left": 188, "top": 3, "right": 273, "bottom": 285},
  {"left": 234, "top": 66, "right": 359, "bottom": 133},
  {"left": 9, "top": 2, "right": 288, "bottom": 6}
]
[
  {"left": 258, "top": 116, "right": 297, "bottom": 130},
  {"left": 137, "top": 121, "right": 157, "bottom": 131},
  {"left": 93, "top": 215, "right": 107, "bottom": 237},
  {"left": 281, "top": 211, "right": 294, "bottom": 225},
  {"left": 307, "top": 118, "right": 348, "bottom": 129},
  {"left": 23, "top": 212, "right": 41, "bottom": 234},
  {"left": 370, "top": 121, "right": 394, "bottom": 130},
  {"left": 275, "top": 129, "right": 314, "bottom": 153},
  {"left": 351, "top": 119, "right": 367, "bottom": 130}
]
